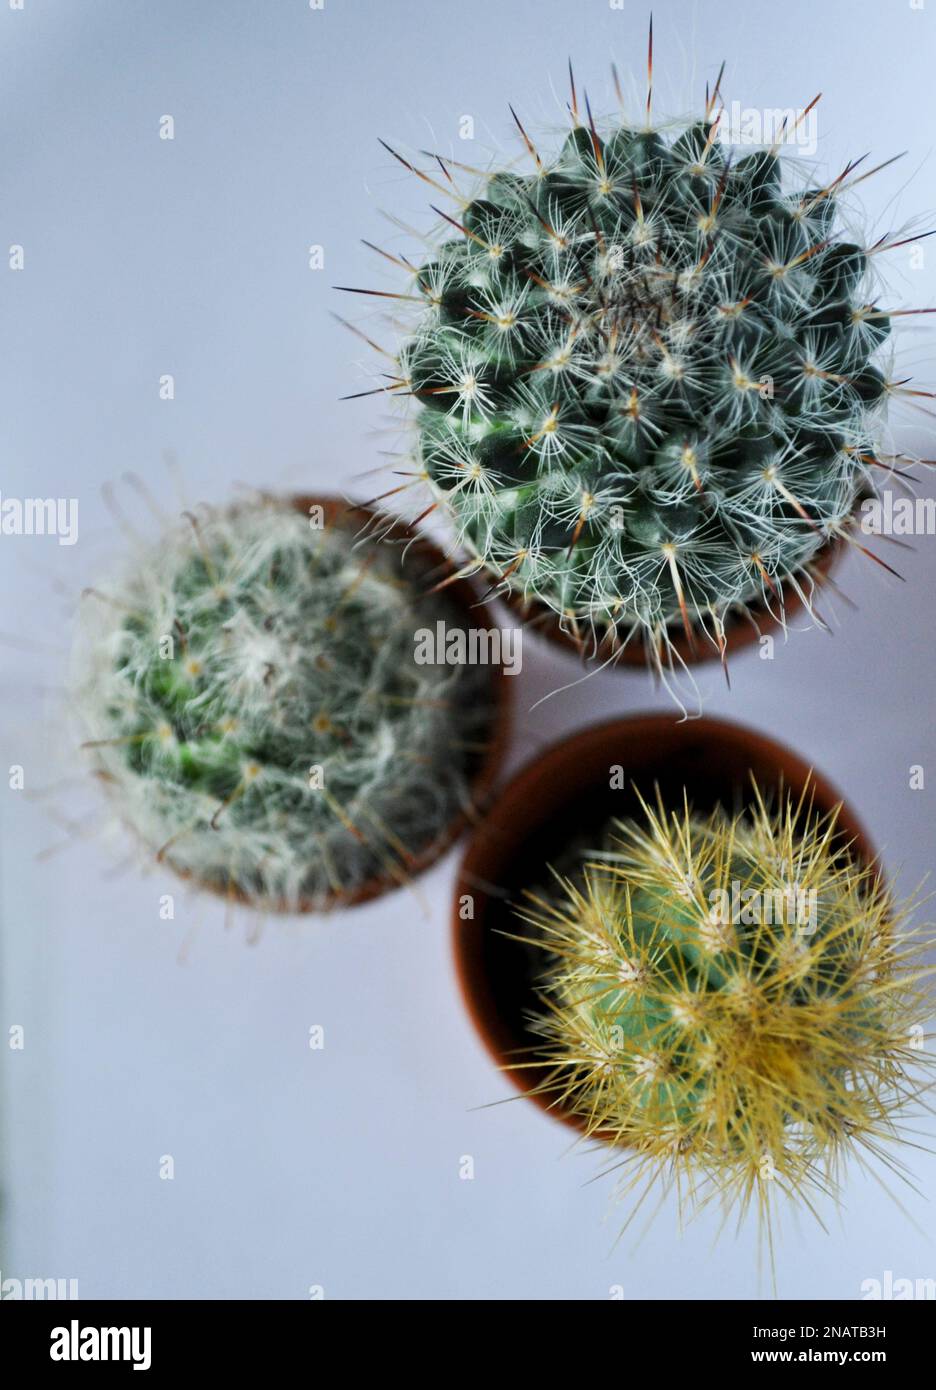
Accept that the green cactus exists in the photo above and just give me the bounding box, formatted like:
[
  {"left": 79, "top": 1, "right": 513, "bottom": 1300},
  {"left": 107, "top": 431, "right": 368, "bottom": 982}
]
[
  {"left": 348, "top": 53, "right": 927, "bottom": 686},
  {"left": 516, "top": 788, "right": 931, "bottom": 1230},
  {"left": 73, "top": 497, "right": 494, "bottom": 910}
]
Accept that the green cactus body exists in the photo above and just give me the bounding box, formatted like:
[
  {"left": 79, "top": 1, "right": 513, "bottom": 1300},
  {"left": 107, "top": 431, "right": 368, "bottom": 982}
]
[
  {"left": 520, "top": 791, "right": 929, "bottom": 1222},
  {"left": 388, "top": 101, "right": 905, "bottom": 662},
  {"left": 74, "top": 498, "right": 493, "bottom": 909}
]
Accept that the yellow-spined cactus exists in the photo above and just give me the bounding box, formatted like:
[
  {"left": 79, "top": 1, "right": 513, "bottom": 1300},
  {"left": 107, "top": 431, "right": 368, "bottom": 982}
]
[{"left": 517, "top": 786, "right": 932, "bottom": 1232}]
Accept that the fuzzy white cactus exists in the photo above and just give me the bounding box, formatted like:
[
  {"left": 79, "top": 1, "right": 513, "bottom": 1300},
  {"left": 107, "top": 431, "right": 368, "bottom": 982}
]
[{"left": 73, "top": 497, "right": 494, "bottom": 910}]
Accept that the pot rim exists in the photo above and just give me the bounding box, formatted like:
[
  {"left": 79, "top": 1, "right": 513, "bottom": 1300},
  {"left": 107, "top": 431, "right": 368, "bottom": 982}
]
[{"left": 494, "top": 531, "right": 844, "bottom": 668}]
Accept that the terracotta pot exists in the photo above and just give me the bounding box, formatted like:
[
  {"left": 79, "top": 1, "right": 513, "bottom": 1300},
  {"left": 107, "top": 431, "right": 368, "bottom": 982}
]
[
  {"left": 170, "top": 494, "right": 513, "bottom": 914},
  {"left": 497, "top": 534, "right": 843, "bottom": 668},
  {"left": 452, "top": 713, "right": 873, "bottom": 1134}
]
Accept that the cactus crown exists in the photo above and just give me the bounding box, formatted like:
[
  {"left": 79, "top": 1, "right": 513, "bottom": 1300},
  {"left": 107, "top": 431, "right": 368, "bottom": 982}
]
[
  {"left": 353, "top": 53, "right": 927, "bottom": 680},
  {"left": 74, "top": 498, "right": 492, "bottom": 910},
  {"left": 517, "top": 787, "right": 931, "bottom": 1230}
]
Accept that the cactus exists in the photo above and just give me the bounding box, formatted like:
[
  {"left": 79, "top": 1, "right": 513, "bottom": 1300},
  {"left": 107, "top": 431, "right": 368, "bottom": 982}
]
[
  {"left": 516, "top": 787, "right": 931, "bottom": 1230},
  {"left": 345, "top": 41, "right": 929, "bottom": 686},
  {"left": 73, "top": 496, "right": 494, "bottom": 910}
]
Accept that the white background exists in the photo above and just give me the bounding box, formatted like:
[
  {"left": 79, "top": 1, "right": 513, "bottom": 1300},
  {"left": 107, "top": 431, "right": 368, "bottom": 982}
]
[{"left": 1, "top": 0, "right": 935, "bottom": 1300}]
